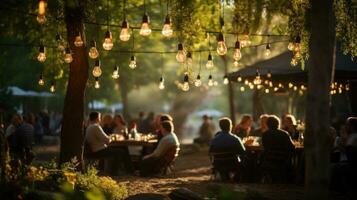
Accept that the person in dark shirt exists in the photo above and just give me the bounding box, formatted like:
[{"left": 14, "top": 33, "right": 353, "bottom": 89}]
[
  {"left": 210, "top": 117, "right": 246, "bottom": 181},
  {"left": 282, "top": 114, "right": 300, "bottom": 140},
  {"left": 193, "top": 115, "right": 215, "bottom": 145},
  {"left": 250, "top": 114, "right": 269, "bottom": 137},
  {"left": 262, "top": 115, "right": 294, "bottom": 183},
  {"left": 13, "top": 114, "right": 35, "bottom": 164}
]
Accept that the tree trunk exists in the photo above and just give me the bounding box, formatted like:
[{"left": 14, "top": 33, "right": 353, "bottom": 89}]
[
  {"left": 305, "top": 0, "right": 336, "bottom": 199},
  {"left": 59, "top": 2, "right": 89, "bottom": 166},
  {"left": 222, "top": 56, "right": 236, "bottom": 126},
  {"left": 119, "top": 83, "right": 130, "bottom": 120},
  {"left": 349, "top": 81, "right": 357, "bottom": 116}
]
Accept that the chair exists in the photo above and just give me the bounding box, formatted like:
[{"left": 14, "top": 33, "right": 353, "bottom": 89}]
[
  {"left": 261, "top": 150, "right": 292, "bottom": 183},
  {"left": 209, "top": 152, "right": 241, "bottom": 181},
  {"left": 83, "top": 141, "right": 101, "bottom": 168},
  {"left": 161, "top": 146, "right": 179, "bottom": 176}
]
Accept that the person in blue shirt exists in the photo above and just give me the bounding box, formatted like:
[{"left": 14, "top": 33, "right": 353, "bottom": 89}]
[{"left": 209, "top": 117, "right": 246, "bottom": 181}]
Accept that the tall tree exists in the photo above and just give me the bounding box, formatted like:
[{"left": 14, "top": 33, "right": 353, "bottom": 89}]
[
  {"left": 59, "top": 0, "right": 89, "bottom": 165},
  {"left": 305, "top": 0, "right": 336, "bottom": 199}
]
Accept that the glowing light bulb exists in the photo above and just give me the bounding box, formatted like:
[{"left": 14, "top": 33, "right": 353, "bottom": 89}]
[
  {"left": 234, "top": 60, "right": 239, "bottom": 67},
  {"left": 64, "top": 47, "right": 73, "bottom": 63},
  {"left": 240, "top": 86, "right": 245, "bottom": 92},
  {"left": 162, "top": 15, "right": 173, "bottom": 37},
  {"left": 288, "top": 42, "right": 295, "bottom": 51},
  {"left": 223, "top": 75, "right": 229, "bottom": 85},
  {"left": 240, "top": 34, "right": 251, "bottom": 47},
  {"left": 50, "top": 81, "right": 55, "bottom": 93},
  {"left": 293, "top": 86, "right": 298, "bottom": 91},
  {"left": 92, "top": 60, "right": 102, "bottom": 77},
  {"left": 176, "top": 43, "right": 186, "bottom": 63},
  {"left": 140, "top": 14, "right": 151, "bottom": 36},
  {"left": 103, "top": 30, "right": 113, "bottom": 50},
  {"left": 206, "top": 53, "right": 214, "bottom": 69},
  {"left": 38, "top": 0, "right": 47, "bottom": 15},
  {"left": 38, "top": 74, "right": 45, "bottom": 86},
  {"left": 265, "top": 43, "right": 271, "bottom": 57},
  {"left": 88, "top": 40, "right": 99, "bottom": 59},
  {"left": 294, "top": 35, "right": 301, "bottom": 52},
  {"left": 265, "top": 88, "right": 269, "bottom": 93},
  {"left": 37, "top": 45, "right": 46, "bottom": 62},
  {"left": 253, "top": 70, "right": 262, "bottom": 85},
  {"left": 186, "top": 52, "right": 192, "bottom": 67},
  {"left": 208, "top": 75, "right": 214, "bottom": 87},
  {"left": 216, "top": 32, "right": 227, "bottom": 55},
  {"left": 267, "top": 71, "right": 272, "bottom": 79},
  {"left": 289, "top": 82, "right": 293, "bottom": 88},
  {"left": 120, "top": 20, "right": 130, "bottom": 41},
  {"left": 159, "top": 77, "right": 165, "bottom": 90},
  {"left": 112, "top": 66, "right": 119, "bottom": 79},
  {"left": 56, "top": 34, "right": 65, "bottom": 51},
  {"left": 74, "top": 33, "right": 84, "bottom": 47},
  {"left": 129, "top": 55, "right": 137, "bottom": 69},
  {"left": 290, "top": 58, "right": 298, "bottom": 66},
  {"left": 233, "top": 41, "right": 242, "bottom": 61},
  {"left": 37, "top": 14, "right": 47, "bottom": 24},
  {"left": 182, "top": 74, "right": 190, "bottom": 91},
  {"left": 237, "top": 75, "right": 242, "bottom": 82},
  {"left": 194, "top": 75, "right": 202, "bottom": 87},
  {"left": 94, "top": 77, "right": 100, "bottom": 89},
  {"left": 294, "top": 51, "right": 302, "bottom": 59}
]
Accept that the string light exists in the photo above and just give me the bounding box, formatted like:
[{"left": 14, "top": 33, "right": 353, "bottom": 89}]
[
  {"left": 176, "top": 43, "right": 186, "bottom": 63},
  {"left": 94, "top": 77, "right": 100, "bottom": 89},
  {"left": 38, "top": 74, "right": 45, "bottom": 86},
  {"left": 37, "top": 44, "right": 46, "bottom": 62},
  {"left": 162, "top": 15, "right": 173, "bottom": 37},
  {"left": 103, "top": 30, "right": 113, "bottom": 50},
  {"left": 206, "top": 53, "right": 214, "bottom": 69},
  {"left": 208, "top": 75, "right": 214, "bottom": 87},
  {"left": 216, "top": 32, "right": 227, "bottom": 55},
  {"left": 37, "top": 0, "right": 47, "bottom": 24},
  {"left": 237, "top": 75, "right": 242, "bottom": 82},
  {"left": 56, "top": 33, "right": 65, "bottom": 51},
  {"left": 253, "top": 70, "right": 262, "bottom": 85},
  {"left": 223, "top": 75, "right": 229, "bottom": 85},
  {"left": 186, "top": 52, "right": 192, "bottom": 67},
  {"left": 265, "top": 88, "right": 269, "bottom": 93},
  {"left": 88, "top": 40, "right": 99, "bottom": 59},
  {"left": 50, "top": 81, "right": 55, "bottom": 93},
  {"left": 267, "top": 70, "right": 272, "bottom": 78},
  {"left": 74, "top": 32, "right": 84, "bottom": 47},
  {"left": 159, "top": 76, "right": 165, "bottom": 90},
  {"left": 288, "top": 42, "right": 294, "bottom": 51},
  {"left": 240, "top": 34, "right": 251, "bottom": 47},
  {"left": 294, "top": 35, "right": 301, "bottom": 52},
  {"left": 64, "top": 47, "right": 73, "bottom": 63},
  {"left": 290, "top": 58, "right": 298, "bottom": 66},
  {"left": 140, "top": 13, "right": 152, "bottom": 36},
  {"left": 92, "top": 60, "right": 102, "bottom": 77},
  {"left": 120, "top": 19, "right": 130, "bottom": 41},
  {"left": 129, "top": 55, "right": 137, "bottom": 69},
  {"left": 240, "top": 86, "right": 245, "bottom": 92},
  {"left": 112, "top": 66, "right": 119, "bottom": 79},
  {"left": 233, "top": 40, "right": 242, "bottom": 67},
  {"left": 182, "top": 74, "right": 190, "bottom": 91},
  {"left": 265, "top": 43, "right": 271, "bottom": 57},
  {"left": 194, "top": 74, "right": 202, "bottom": 87}
]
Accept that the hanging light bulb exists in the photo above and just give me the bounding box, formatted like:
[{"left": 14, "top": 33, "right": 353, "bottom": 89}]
[
  {"left": 50, "top": 81, "right": 55, "bottom": 93},
  {"left": 290, "top": 58, "right": 298, "bottom": 66},
  {"left": 88, "top": 40, "right": 99, "bottom": 59},
  {"left": 56, "top": 33, "right": 65, "bottom": 51},
  {"left": 92, "top": 60, "right": 102, "bottom": 77},
  {"left": 294, "top": 35, "right": 301, "bottom": 52},
  {"left": 265, "top": 88, "right": 270, "bottom": 94},
  {"left": 194, "top": 74, "right": 202, "bottom": 87},
  {"left": 223, "top": 75, "right": 229, "bottom": 85},
  {"left": 176, "top": 43, "right": 186, "bottom": 63},
  {"left": 253, "top": 70, "right": 262, "bottom": 85},
  {"left": 288, "top": 42, "right": 295, "bottom": 51},
  {"left": 129, "top": 55, "right": 137, "bottom": 69},
  {"left": 103, "top": 30, "right": 113, "bottom": 50},
  {"left": 37, "top": 0, "right": 47, "bottom": 24},
  {"left": 182, "top": 74, "right": 190, "bottom": 92},
  {"left": 63, "top": 47, "right": 73, "bottom": 63},
  {"left": 267, "top": 70, "right": 272, "bottom": 79},
  {"left": 37, "top": 44, "right": 46, "bottom": 62},
  {"left": 94, "top": 77, "right": 100, "bottom": 89},
  {"left": 159, "top": 77, "right": 165, "bottom": 90},
  {"left": 120, "top": 19, "right": 130, "bottom": 41},
  {"left": 162, "top": 15, "right": 173, "bottom": 37},
  {"left": 186, "top": 52, "right": 192, "bottom": 67},
  {"left": 240, "top": 34, "right": 251, "bottom": 47},
  {"left": 240, "top": 86, "right": 245, "bottom": 92},
  {"left": 237, "top": 75, "right": 242, "bottom": 82},
  {"left": 216, "top": 32, "right": 227, "bottom": 55},
  {"left": 74, "top": 32, "right": 84, "bottom": 47},
  {"left": 294, "top": 51, "right": 302, "bottom": 59},
  {"left": 140, "top": 13, "right": 152, "bottom": 36},
  {"left": 38, "top": 74, "right": 45, "bottom": 86},
  {"left": 265, "top": 43, "right": 271, "bottom": 57},
  {"left": 233, "top": 41, "right": 242, "bottom": 61},
  {"left": 112, "top": 66, "right": 119, "bottom": 79},
  {"left": 206, "top": 53, "right": 214, "bottom": 69},
  {"left": 208, "top": 75, "right": 214, "bottom": 87}
]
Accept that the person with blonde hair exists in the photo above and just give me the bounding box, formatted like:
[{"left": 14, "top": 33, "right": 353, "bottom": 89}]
[
  {"left": 250, "top": 114, "right": 269, "bottom": 137},
  {"left": 233, "top": 114, "right": 253, "bottom": 139},
  {"left": 282, "top": 114, "right": 299, "bottom": 140}
]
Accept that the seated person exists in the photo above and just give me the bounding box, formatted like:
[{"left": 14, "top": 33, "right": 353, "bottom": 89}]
[
  {"left": 209, "top": 117, "right": 246, "bottom": 181},
  {"left": 233, "top": 115, "right": 253, "bottom": 139},
  {"left": 261, "top": 115, "right": 295, "bottom": 183},
  {"left": 140, "top": 120, "right": 180, "bottom": 176},
  {"left": 282, "top": 114, "right": 300, "bottom": 140},
  {"left": 85, "top": 112, "right": 132, "bottom": 174},
  {"left": 194, "top": 115, "right": 215, "bottom": 145},
  {"left": 345, "top": 117, "right": 357, "bottom": 165},
  {"left": 250, "top": 114, "right": 269, "bottom": 137}
]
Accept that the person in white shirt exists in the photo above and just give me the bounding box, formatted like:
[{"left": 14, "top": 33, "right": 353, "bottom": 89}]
[
  {"left": 140, "top": 120, "right": 180, "bottom": 176},
  {"left": 85, "top": 112, "right": 132, "bottom": 174}
]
